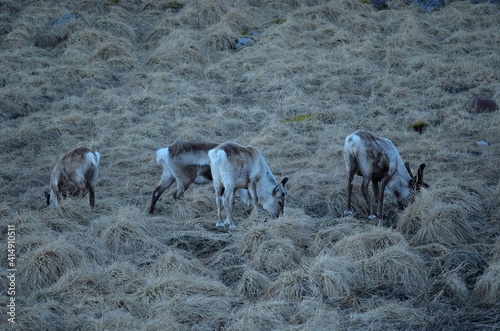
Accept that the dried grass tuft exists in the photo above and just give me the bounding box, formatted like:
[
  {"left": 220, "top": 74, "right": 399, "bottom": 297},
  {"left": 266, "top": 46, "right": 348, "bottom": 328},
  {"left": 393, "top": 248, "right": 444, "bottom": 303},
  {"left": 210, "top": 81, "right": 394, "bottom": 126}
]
[
  {"left": 264, "top": 269, "right": 314, "bottom": 301},
  {"left": 360, "top": 244, "right": 429, "bottom": 297},
  {"left": 236, "top": 268, "right": 272, "bottom": 300},
  {"left": 349, "top": 302, "right": 429, "bottom": 330},
  {"left": 332, "top": 226, "right": 406, "bottom": 260},
  {"left": 226, "top": 301, "right": 293, "bottom": 331},
  {"left": 18, "top": 239, "right": 84, "bottom": 292},
  {"left": 238, "top": 224, "right": 277, "bottom": 256},
  {"left": 94, "top": 206, "right": 160, "bottom": 255},
  {"left": 250, "top": 238, "right": 301, "bottom": 277},
  {"left": 142, "top": 273, "right": 230, "bottom": 303},
  {"left": 398, "top": 188, "right": 479, "bottom": 246},
  {"left": 153, "top": 249, "right": 212, "bottom": 277},
  {"left": 473, "top": 262, "right": 500, "bottom": 305},
  {"left": 308, "top": 253, "right": 356, "bottom": 301}
]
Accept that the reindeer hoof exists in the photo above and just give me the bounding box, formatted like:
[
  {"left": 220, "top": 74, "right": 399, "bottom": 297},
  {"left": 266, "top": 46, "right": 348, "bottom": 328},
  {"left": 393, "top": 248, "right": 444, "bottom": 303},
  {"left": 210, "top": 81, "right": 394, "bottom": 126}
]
[
  {"left": 343, "top": 210, "right": 354, "bottom": 217},
  {"left": 215, "top": 221, "right": 225, "bottom": 227},
  {"left": 368, "top": 214, "right": 378, "bottom": 220}
]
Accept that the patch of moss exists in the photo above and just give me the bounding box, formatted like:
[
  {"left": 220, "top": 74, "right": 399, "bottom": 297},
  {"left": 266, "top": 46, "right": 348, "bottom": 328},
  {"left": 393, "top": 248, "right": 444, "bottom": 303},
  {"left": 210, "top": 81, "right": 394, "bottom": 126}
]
[
  {"left": 283, "top": 114, "right": 314, "bottom": 123},
  {"left": 165, "top": 1, "right": 184, "bottom": 11},
  {"left": 407, "top": 121, "right": 428, "bottom": 134},
  {"left": 270, "top": 17, "right": 286, "bottom": 25}
]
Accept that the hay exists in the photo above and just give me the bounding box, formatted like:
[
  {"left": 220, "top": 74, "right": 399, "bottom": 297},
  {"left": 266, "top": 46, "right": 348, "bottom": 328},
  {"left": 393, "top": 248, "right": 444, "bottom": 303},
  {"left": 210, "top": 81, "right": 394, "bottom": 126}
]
[
  {"left": 398, "top": 187, "right": 479, "bottom": 246},
  {"left": 238, "top": 224, "right": 277, "bottom": 256},
  {"left": 148, "top": 294, "right": 229, "bottom": 330},
  {"left": 250, "top": 238, "right": 301, "bottom": 277},
  {"left": 332, "top": 226, "right": 407, "bottom": 260},
  {"left": 308, "top": 254, "right": 356, "bottom": 301},
  {"left": 18, "top": 239, "right": 84, "bottom": 293},
  {"left": 236, "top": 268, "right": 272, "bottom": 300},
  {"left": 142, "top": 273, "right": 230, "bottom": 303},
  {"left": 360, "top": 244, "right": 429, "bottom": 297},
  {"left": 153, "top": 249, "right": 213, "bottom": 277},
  {"left": 348, "top": 302, "right": 430, "bottom": 330},
  {"left": 429, "top": 271, "right": 470, "bottom": 307},
  {"left": 264, "top": 269, "right": 314, "bottom": 301},
  {"left": 472, "top": 262, "right": 500, "bottom": 305},
  {"left": 225, "top": 301, "right": 293, "bottom": 331},
  {"left": 94, "top": 206, "right": 161, "bottom": 255}
]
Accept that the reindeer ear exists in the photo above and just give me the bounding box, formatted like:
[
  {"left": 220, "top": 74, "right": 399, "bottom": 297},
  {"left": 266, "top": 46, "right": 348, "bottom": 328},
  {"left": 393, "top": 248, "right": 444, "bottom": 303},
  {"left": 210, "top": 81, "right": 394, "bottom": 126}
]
[
  {"left": 281, "top": 177, "right": 289, "bottom": 187},
  {"left": 404, "top": 162, "right": 413, "bottom": 177},
  {"left": 417, "top": 163, "right": 429, "bottom": 188},
  {"left": 44, "top": 191, "right": 50, "bottom": 206}
]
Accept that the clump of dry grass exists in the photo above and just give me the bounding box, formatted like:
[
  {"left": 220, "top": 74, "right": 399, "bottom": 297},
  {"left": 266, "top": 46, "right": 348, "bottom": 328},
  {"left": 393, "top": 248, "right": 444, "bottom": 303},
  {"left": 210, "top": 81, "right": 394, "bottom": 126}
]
[
  {"left": 226, "top": 301, "right": 293, "bottom": 331},
  {"left": 153, "top": 249, "right": 213, "bottom": 277},
  {"left": 264, "top": 269, "right": 314, "bottom": 301},
  {"left": 18, "top": 239, "right": 84, "bottom": 293},
  {"left": 238, "top": 224, "right": 277, "bottom": 256},
  {"left": 429, "top": 271, "right": 470, "bottom": 307},
  {"left": 93, "top": 205, "right": 161, "bottom": 255},
  {"left": 332, "top": 226, "right": 406, "bottom": 260},
  {"left": 348, "top": 301, "right": 429, "bottom": 330},
  {"left": 311, "top": 222, "right": 364, "bottom": 255},
  {"left": 95, "top": 310, "right": 145, "bottom": 330},
  {"left": 472, "top": 262, "right": 500, "bottom": 305},
  {"left": 250, "top": 238, "right": 301, "bottom": 277},
  {"left": 440, "top": 250, "right": 488, "bottom": 289},
  {"left": 359, "top": 244, "right": 429, "bottom": 298},
  {"left": 237, "top": 268, "right": 272, "bottom": 300},
  {"left": 148, "top": 294, "right": 230, "bottom": 330},
  {"left": 308, "top": 253, "right": 356, "bottom": 301},
  {"left": 34, "top": 265, "right": 107, "bottom": 305},
  {"left": 398, "top": 187, "right": 480, "bottom": 246},
  {"left": 103, "top": 261, "right": 142, "bottom": 294},
  {"left": 141, "top": 273, "right": 230, "bottom": 303}
]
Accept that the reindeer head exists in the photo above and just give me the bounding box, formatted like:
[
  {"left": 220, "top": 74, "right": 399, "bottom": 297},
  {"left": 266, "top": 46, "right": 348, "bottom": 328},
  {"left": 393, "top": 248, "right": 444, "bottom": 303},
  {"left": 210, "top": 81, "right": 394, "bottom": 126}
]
[
  {"left": 406, "top": 162, "right": 429, "bottom": 192},
  {"left": 262, "top": 177, "right": 289, "bottom": 218}
]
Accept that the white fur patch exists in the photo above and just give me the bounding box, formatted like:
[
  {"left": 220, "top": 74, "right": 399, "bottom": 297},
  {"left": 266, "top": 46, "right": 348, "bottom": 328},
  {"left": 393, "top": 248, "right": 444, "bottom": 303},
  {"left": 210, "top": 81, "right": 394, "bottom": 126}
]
[
  {"left": 156, "top": 148, "right": 169, "bottom": 165},
  {"left": 86, "top": 151, "right": 101, "bottom": 167}
]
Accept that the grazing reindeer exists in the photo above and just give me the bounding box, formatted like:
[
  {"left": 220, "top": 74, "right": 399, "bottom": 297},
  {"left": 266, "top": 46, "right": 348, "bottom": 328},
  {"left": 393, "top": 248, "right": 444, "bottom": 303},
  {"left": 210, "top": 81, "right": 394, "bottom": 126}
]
[
  {"left": 208, "top": 142, "right": 288, "bottom": 229},
  {"left": 149, "top": 141, "right": 250, "bottom": 214},
  {"left": 45, "top": 147, "right": 100, "bottom": 208},
  {"left": 343, "top": 130, "right": 428, "bottom": 220}
]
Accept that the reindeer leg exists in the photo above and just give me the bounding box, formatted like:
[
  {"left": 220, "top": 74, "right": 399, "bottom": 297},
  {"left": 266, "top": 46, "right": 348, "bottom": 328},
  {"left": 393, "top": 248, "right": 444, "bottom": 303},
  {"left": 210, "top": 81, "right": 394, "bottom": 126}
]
[
  {"left": 88, "top": 186, "right": 95, "bottom": 208},
  {"left": 376, "top": 176, "right": 391, "bottom": 219},
  {"left": 221, "top": 185, "right": 236, "bottom": 228},
  {"left": 249, "top": 182, "right": 259, "bottom": 216},
  {"left": 214, "top": 183, "right": 225, "bottom": 227},
  {"left": 361, "top": 176, "right": 375, "bottom": 219},
  {"left": 344, "top": 167, "right": 356, "bottom": 217},
  {"left": 226, "top": 188, "right": 237, "bottom": 229},
  {"left": 372, "top": 179, "right": 379, "bottom": 207},
  {"left": 149, "top": 175, "right": 175, "bottom": 214}
]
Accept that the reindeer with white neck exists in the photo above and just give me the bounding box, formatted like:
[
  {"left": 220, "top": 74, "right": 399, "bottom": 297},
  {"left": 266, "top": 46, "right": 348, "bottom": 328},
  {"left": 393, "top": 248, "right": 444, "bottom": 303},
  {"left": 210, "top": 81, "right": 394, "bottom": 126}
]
[
  {"left": 343, "top": 130, "right": 428, "bottom": 220},
  {"left": 149, "top": 140, "right": 251, "bottom": 214},
  {"left": 45, "top": 147, "right": 100, "bottom": 208},
  {"left": 209, "top": 142, "right": 288, "bottom": 229}
]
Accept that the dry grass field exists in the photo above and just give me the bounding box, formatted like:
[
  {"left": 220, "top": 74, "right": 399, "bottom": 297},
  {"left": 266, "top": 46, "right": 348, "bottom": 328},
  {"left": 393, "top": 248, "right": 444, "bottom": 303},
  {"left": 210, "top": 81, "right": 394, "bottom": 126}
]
[{"left": 1, "top": 0, "right": 499, "bottom": 329}]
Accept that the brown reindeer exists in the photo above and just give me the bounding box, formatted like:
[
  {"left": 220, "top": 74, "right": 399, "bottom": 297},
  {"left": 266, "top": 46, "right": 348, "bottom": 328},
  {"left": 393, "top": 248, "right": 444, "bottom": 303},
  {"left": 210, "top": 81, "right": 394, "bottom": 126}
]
[
  {"left": 209, "top": 142, "right": 288, "bottom": 229},
  {"left": 149, "top": 141, "right": 250, "bottom": 214},
  {"left": 343, "top": 130, "right": 428, "bottom": 219},
  {"left": 45, "top": 147, "right": 100, "bottom": 208}
]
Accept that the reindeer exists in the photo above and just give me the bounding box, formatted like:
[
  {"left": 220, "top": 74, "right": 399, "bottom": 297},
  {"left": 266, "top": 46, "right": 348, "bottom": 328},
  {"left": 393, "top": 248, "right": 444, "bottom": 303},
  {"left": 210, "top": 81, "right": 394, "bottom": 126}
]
[
  {"left": 45, "top": 147, "right": 100, "bottom": 208},
  {"left": 149, "top": 140, "right": 251, "bottom": 214},
  {"left": 343, "top": 130, "right": 428, "bottom": 220},
  {"left": 208, "top": 142, "right": 288, "bottom": 229}
]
